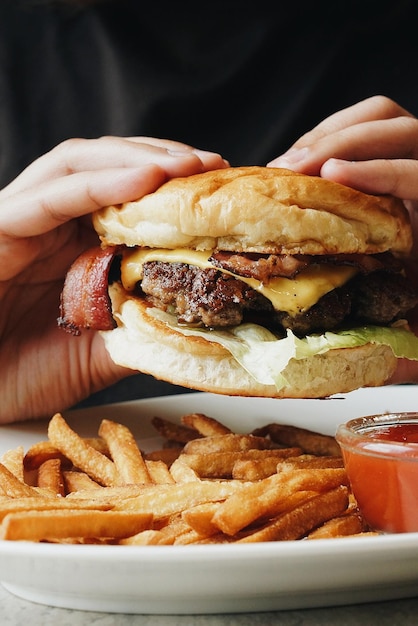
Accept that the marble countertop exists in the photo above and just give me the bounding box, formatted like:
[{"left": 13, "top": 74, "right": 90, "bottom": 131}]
[{"left": 2, "top": 584, "right": 418, "bottom": 625}]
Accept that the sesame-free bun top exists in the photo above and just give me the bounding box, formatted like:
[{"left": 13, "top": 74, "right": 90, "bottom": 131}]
[{"left": 93, "top": 166, "right": 412, "bottom": 256}]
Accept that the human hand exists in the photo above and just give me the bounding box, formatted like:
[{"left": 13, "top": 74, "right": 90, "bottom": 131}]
[
  {"left": 0, "top": 136, "right": 228, "bottom": 423},
  {"left": 269, "top": 95, "right": 418, "bottom": 384},
  {"left": 268, "top": 95, "right": 418, "bottom": 204}
]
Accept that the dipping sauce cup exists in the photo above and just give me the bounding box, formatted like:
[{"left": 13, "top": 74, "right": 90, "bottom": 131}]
[{"left": 336, "top": 412, "right": 418, "bottom": 534}]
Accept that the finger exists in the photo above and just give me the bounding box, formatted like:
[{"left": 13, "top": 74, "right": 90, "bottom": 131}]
[
  {"left": 270, "top": 96, "right": 414, "bottom": 161},
  {"left": 0, "top": 164, "right": 166, "bottom": 238},
  {"left": 1, "top": 136, "right": 228, "bottom": 196},
  {"left": 295, "top": 96, "right": 412, "bottom": 147},
  {"left": 389, "top": 358, "right": 418, "bottom": 385},
  {"left": 269, "top": 116, "right": 418, "bottom": 175},
  {"left": 121, "top": 137, "right": 229, "bottom": 171},
  {"left": 124, "top": 136, "right": 228, "bottom": 165},
  {"left": 320, "top": 157, "right": 418, "bottom": 200},
  {"left": 320, "top": 158, "right": 418, "bottom": 266}
]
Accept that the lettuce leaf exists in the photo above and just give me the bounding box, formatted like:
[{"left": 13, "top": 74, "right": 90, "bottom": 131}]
[{"left": 149, "top": 308, "right": 418, "bottom": 390}]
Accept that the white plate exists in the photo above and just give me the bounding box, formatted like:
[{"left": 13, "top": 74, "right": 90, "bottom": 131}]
[{"left": 1, "top": 386, "right": 418, "bottom": 614}]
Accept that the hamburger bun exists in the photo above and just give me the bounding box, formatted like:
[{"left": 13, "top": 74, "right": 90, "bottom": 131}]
[
  {"left": 103, "top": 282, "right": 397, "bottom": 398},
  {"left": 94, "top": 166, "right": 412, "bottom": 256}
]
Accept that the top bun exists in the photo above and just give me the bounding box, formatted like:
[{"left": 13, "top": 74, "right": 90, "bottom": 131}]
[{"left": 93, "top": 166, "right": 412, "bottom": 256}]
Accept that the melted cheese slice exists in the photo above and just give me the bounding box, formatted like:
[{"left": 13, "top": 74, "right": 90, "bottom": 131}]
[{"left": 121, "top": 248, "right": 357, "bottom": 316}]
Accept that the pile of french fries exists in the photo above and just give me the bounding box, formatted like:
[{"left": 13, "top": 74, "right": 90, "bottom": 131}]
[{"left": 0, "top": 411, "right": 377, "bottom": 544}]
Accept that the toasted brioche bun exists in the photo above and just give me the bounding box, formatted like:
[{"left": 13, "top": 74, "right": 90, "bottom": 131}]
[
  {"left": 102, "top": 284, "right": 398, "bottom": 399},
  {"left": 94, "top": 166, "right": 412, "bottom": 256}
]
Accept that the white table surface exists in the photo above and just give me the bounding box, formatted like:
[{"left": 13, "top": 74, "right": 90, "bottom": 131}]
[{"left": 2, "top": 584, "right": 418, "bottom": 625}]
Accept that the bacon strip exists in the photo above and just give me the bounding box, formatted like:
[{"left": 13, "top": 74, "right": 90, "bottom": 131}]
[
  {"left": 58, "top": 246, "right": 117, "bottom": 335},
  {"left": 210, "top": 251, "right": 400, "bottom": 281},
  {"left": 210, "top": 252, "right": 310, "bottom": 281}
]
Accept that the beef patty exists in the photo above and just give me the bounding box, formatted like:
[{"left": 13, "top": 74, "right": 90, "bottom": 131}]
[{"left": 138, "top": 261, "right": 418, "bottom": 336}]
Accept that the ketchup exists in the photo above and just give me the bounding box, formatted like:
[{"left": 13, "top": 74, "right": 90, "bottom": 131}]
[
  {"left": 363, "top": 422, "right": 418, "bottom": 444},
  {"left": 340, "top": 421, "right": 418, "bottom": 533}
]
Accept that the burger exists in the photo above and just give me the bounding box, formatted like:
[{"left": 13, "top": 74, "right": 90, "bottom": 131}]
[{"left": 58, "top": 166, "right": 418, "bottom": 398}]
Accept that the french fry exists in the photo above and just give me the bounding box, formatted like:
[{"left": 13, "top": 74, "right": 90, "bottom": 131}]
[
  {"left": 178, "top": 452, "right": 239, "bottom": 479},
  {"left": 0, "top": 462, "right": 42, "bottom": 498},
  {"left": 155, "top": 514, "right": 196, "bottom": 542},
  {"left": 306, "top": 512, "right": 365, "bottom": 539},
  {"left": 169, "top": 458, "right": 201, "bottom": 483},
  {"left": 37, "top": 459, "right": 65, "bottom": 497},
  {"left": 254, "top": 423, "right": 341, "bottom": 457},
  {"left": 276, "top": 455, "right": 344, "bottom": 472},
  {"left": 181, "top": 501, "right": 221, "bottom": 537},
  {"left": 230, "top": 454, "right": 343, "bottom": 481},
  {"left": 237, "top": 486, "right": 349, "bottom": 543},
  {"left": 181, "top": 413, "right": 232, "bottom": 436},
  {"left": 191, "top": 533, "right": 234, "bottom": 545},
  {"left": 23, "top": 441, "right": 72, "bottom": 472},
  {"left": 0, "top": 510, "right": 153, "bottom": 542},
  {"left": 232, "top": 457, "right": 285, "bottom": 481},
  {"left": 98, "top": 419, "right": 152, "bottom": 485},
  {"left": 23, "top": 438, "right": 109, "bottom": 471},
  {"left": 145, "top": 460, "right": 175, "bottom": 484},
  {"left": 1, "top": 446, "right": 25, "bottom": 482},
  {"left": 48, "top": 413, "right": 119, "bottom": 486},
  {"left": 173, "top": 529, "right": 210, "bottom": 545},
  {"left": 212, "top": 468, "right": 348, "bottom": 535},
  {"left": 144, "top": 448, "right": 182, "bottom": 466},
  {"left": 120, "top": 529, "right": 174, "bottom": 546},
  {"left": 151, "top": 416, "right": 200, "bottom": 444},
  {"left": 183, "top": 433, "right": 272, "bottom": 455},
  {"left": 66, "top": 485, "right": 146, "bottom": 500},
  {"left": 118, "top": 480, "right": 246, "bottom": 520},
  {"left": 63, "top": 471, "right": 103, "bottom": 493},
  {"left": 180, "top": 448, "right": 302, "bottom": 479},
  {"left": 0, "top": 496, "right": 115, "bottom": 522}
]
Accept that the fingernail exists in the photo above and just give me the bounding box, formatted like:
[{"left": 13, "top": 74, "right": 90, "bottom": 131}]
[
  {"left": 192, "top": 148, "right": 224, "bottom": 159},
  {"left": 271, "top": 147, "right": 309, "bottom": 166},
  {"left": 192, "top": 150, "right": 230, "bottom": 167},
  {"left": 167, "top": 149, "right": 194, "bottom": 156}
]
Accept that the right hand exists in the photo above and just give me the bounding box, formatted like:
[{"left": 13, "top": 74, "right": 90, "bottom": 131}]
[
  {"left": 268, "top": 95, "right": 418, "bottom": 198},
  {"left": 269, "top": 95, "right": 418, "bottom": 385},
  {"left": 0, "top": 136, "right": 228, "bottom": 423}
]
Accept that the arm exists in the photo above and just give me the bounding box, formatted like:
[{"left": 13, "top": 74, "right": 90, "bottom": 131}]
[{"left": 0, "top": 136, "right": 228, "bottom": 423}]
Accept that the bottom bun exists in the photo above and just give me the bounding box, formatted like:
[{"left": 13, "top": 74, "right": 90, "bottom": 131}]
[{"left": 102, "top": 284, "right": 398, "bottom": 399}]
